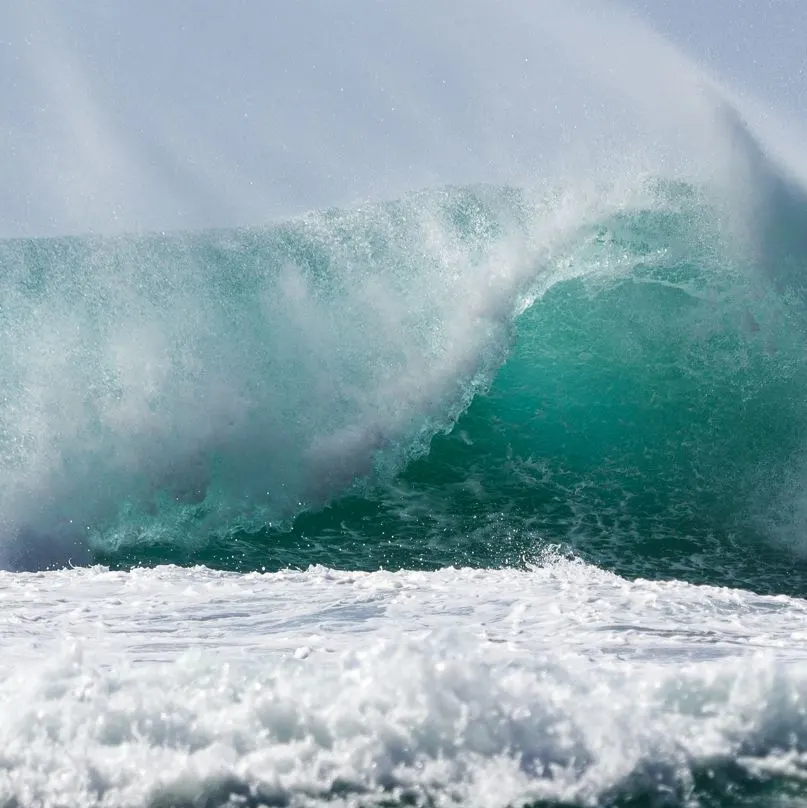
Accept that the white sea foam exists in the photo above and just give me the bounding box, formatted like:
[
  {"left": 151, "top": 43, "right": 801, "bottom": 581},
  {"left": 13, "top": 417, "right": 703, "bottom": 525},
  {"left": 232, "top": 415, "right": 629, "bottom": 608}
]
[{"left": 2, "top": 559, "right": 807, "bottom": 807}]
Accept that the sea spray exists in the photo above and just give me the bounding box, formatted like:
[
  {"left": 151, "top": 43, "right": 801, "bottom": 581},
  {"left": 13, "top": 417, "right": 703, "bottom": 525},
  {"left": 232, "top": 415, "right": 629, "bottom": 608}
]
[{"left": 0, "top": 186, "right": 576, "bottom": 568}]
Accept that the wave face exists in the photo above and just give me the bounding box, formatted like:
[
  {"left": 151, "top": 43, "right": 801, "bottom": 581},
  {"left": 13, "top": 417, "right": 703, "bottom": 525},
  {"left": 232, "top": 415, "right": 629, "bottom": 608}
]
[
  {"left": 0, "top": 185, "right": 539, "bottom": 567},
  {"left": 3, "top": 168, "right": 807, "bottom": 594}
]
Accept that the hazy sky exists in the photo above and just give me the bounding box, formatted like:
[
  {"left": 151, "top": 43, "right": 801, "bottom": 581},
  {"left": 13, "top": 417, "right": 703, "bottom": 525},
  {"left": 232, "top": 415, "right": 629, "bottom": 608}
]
[
  {"left": 626, "top": 0, "right": 806, "bottom": 111},
  {"left": 1, "top": 1, "right": 804, "bottom": 238}
]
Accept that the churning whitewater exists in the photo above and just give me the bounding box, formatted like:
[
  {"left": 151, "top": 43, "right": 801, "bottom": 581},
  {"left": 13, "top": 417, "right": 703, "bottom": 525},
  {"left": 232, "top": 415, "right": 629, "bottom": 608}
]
[{"left": 3, "top": 2, "right": 807, "bottom": 807}]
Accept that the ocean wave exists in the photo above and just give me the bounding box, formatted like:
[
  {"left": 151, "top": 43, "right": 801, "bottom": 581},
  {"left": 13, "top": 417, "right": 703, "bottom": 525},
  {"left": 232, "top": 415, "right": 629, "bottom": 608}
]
[{"left": 2, "top": 110, "right": 807, "bottom": 591}]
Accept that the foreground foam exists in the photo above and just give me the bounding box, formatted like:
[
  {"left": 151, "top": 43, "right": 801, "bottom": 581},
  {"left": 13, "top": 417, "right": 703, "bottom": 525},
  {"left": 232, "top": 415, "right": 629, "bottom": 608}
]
[{"left": 2, "top": 561, "right": 807, "bottom": 807}]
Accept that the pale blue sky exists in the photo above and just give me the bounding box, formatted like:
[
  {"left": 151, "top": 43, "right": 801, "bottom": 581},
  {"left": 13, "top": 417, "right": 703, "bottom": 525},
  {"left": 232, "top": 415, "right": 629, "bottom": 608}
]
[
  {"left": 1, "top": 1, "right": 804, "bottom": 237},
  {"left": 626, "top": 0, "right": 805, "bottom": 111}
]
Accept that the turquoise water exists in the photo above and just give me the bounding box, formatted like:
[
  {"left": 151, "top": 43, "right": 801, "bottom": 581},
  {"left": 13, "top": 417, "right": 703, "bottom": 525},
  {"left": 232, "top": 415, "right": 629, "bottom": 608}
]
[{"left": 2, "top": 178, "right": 807, "bottom": 596}]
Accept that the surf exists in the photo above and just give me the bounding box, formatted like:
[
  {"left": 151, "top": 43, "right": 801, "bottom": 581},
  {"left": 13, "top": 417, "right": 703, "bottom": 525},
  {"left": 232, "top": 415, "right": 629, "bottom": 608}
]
[
  {"left": 6, "top": 6, "right": 807, "bottom": 808},
  {"left": 2, "top": 4, "right": 807, "bottom": 593},
  {"left": 3, "top": 127, "right": 807, "bottom": 598}
]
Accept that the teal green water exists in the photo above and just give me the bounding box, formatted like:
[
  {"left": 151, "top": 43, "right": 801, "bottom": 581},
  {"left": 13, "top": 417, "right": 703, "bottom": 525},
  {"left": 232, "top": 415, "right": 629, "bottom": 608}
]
[
  {"left": 98, "top": 276, "right": 807, "bottom": 594},
  {"left": 2, "top": 179, "right": 807, "bottom": 594},
  {"left": 68, "top": 184, "right": 807, "bottom": 597}
]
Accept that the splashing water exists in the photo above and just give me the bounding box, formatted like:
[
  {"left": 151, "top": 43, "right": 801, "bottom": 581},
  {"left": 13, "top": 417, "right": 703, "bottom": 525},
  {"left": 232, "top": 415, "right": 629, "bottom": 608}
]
[{"left": 2, "top": 4, "right": 807, "bottom": 808}]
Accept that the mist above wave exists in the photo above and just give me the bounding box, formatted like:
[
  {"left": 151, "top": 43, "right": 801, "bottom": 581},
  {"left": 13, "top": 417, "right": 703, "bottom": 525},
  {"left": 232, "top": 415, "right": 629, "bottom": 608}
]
[{"left": 4, "top": 0, "right": 797, "bottom": 239}]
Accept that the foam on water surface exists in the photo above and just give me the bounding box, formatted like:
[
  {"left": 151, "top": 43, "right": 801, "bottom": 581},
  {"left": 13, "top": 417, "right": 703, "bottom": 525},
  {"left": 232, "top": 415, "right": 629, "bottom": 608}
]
[{"left": 3, "top": 560, "right": 807, "bottom": 808}]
